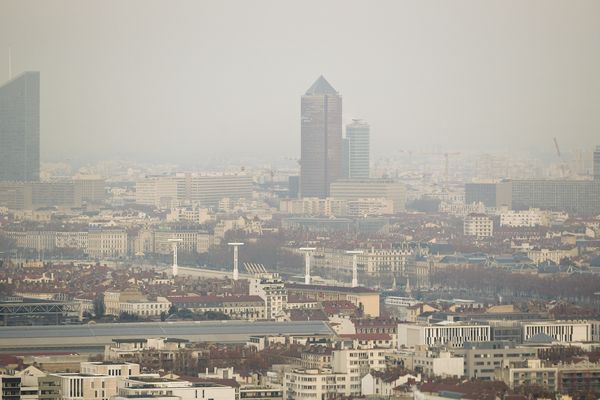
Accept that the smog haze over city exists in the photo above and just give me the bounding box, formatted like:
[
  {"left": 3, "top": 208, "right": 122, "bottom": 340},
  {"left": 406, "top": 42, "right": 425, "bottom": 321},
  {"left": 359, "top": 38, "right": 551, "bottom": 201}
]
[
  {"left": 1, "top": 2, "right": 600, "bottom": 400},
  {"left": 2, "top": 1, "right": 600, "bottom": 165}
]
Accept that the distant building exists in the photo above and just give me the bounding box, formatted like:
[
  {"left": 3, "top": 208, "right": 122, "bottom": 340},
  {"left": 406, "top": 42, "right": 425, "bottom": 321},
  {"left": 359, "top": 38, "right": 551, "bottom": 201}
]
[
  {"left": 397, "top": 322, "right": 491, "bottom": 348},
  {"left": 135, "top": 173, "right": 252, "bottom": 208},
  {"left": 0, "top": 72, "right": 40, "bottom": 182},
  {"left": 300, "top": 76, "right": 343, "bottom": 198},
  {"left": 249, "top": 274, "right": 288, "bottom": 320},
  {"left": 50, "top": 373, "right": 119, "bottom": 400},
  {"left": 330, "top": 179, "right": 405, "bottom": 212},
  {"left": 287, "top": 175, "right": 300, "bottom": 199},
  {"left": 346, "top": 119, "right": 370, "bottom": 178},
  {"left": 463, "top": 213, "right": 494, "bottom": 238},
  {"left": 594, "top": 145, "right": 600, "bottom": 180},
  {"left": 465, "top": 180, "right": 600, "bottom": 214}
]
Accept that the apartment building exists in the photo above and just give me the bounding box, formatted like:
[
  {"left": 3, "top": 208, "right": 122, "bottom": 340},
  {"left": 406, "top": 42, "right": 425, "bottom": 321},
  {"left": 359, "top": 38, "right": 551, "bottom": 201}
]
[
  {"left": 250, "top": 274, "right": 288, "bottom": 320},
  {"left": 283, "top": 368, "right": 354, "bottom": 400},
  {"left": 454, "top": 341, "right": 537, "bottom": 380},
  {"left": 118, "top": 375, "right": 235, "bottom": 400},
  {"left": 286, "top": 283, "right": 380, "bottom": 318},
  {"left": 80, "top": 362, "right": 140, "bottom": 378},
  {"left": 51, "top": 373, "right": 119, "bottom": 400},
  {"left": 119, "top": 297, "right": 171, "bottom": 318},
  {"left": 87, "top": 229, "right": 128, "bottom": 258},
  {"left": 463, "top": 213, "right": 494, "bottom": 238},
  {"left": 167, "top": 295, "right": 266, "bottom": 320},
  {"left": 496, "top": 359, "right": 558, "bottom": 392}
]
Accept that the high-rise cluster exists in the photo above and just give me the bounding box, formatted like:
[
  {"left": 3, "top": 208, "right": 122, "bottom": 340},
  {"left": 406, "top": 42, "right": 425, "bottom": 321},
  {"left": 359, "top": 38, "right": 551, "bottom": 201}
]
[{"left": 300, "top": 76, "right": 370, "bottom": 198}]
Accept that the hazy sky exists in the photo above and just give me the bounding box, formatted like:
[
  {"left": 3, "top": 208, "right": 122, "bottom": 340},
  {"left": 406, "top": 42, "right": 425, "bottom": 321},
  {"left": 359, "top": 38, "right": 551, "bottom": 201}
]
[{"left": 1, "top": 0, "right": 599, "bottom": 164}]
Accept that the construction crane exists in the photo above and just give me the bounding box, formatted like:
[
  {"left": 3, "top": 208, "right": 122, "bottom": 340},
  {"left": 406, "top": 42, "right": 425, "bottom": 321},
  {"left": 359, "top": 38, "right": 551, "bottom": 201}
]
[{"left": 552, "top": 137, "right": 569, "bottom": 178}]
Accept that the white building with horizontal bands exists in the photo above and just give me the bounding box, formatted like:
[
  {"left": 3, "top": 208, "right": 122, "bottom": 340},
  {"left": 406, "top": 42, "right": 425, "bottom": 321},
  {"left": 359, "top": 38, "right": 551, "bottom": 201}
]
[{"left": 398, "top": 322, "right": 491, "bottom": 348}]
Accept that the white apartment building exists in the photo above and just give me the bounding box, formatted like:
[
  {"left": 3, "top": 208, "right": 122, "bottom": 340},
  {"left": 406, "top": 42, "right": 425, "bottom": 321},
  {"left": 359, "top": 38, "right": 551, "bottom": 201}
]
[
  {"left": 118, "top": 375, "right": 235, "bottom": 400},
  {"left": 166, "top": 205, "right": 212, "bottom": 224},
  {"left": 463, "top": 213, "right": 494, "bottom": 238},
  {"left": 119, "top": 297, "right": 171, "bottom": 318},
  {"left": 87, "top": 229, "right": 128, "bottom": 258},
  {"left": 500, "top": 208, "right": 548, "bottom": 227},
  {"left": 361, "top": 371, "right": 421, "bottom": 397},
  {"left": 51, "top": 373, "right": 118, "bottom": 400},
  {"left": 249, "top": 274, "right": 288, "bottom": 320},
  {"left": 105, "top": 338, "right": 190, "bottom": 360},
  {"left": 283, "top": 368, "right": 355, "bottom": 400},
  {"left": 398, "top": 322, "right": 491, "bottom": 348},
  {"left": 332, "top": 347, "right": 393, "bottom": 378},
  {"left": 526, "top": 248, "right": 577, "bottom": 265},
  {"left": 55, "top": 231, "right": 88, "bottom": 250},
  {"left": 357, "top": 248, "right": 412, "bottom": 275},
  {"left": 522, "top": 321, "right": 592, "bottom": 343},
  {"left": 412, "top": 348, "right": 464, "bottom": 378},
  {"left": 80, "top": 362, "right": 140, "bottom": 378}
]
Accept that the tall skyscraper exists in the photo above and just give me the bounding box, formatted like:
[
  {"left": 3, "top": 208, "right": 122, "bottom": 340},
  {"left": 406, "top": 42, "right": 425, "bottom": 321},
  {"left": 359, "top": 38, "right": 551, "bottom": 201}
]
[
  {"left": 341, "top": 137, "right": 349, "bottom": 178},
  {"left": 0, "top": 72, "right": 40, "bottom": 182},
  {"left": 594, "top": 145, "right": 600, "bottom": 181},
  {"left": 300, "top": 76, "right": 342, "bottom": 198},
  {"left": 346, "top": 119, "right": 370, "bottom": 178}
]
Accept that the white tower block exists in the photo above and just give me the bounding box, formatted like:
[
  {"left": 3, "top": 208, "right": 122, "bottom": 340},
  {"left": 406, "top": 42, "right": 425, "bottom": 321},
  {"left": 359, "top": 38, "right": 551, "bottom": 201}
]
[
  {"left": 168, "top": 238, "right": 183, "bottom": 277},
  {"left": 228, "top": 242, "right": 244, "bottom": 281},
  {"left": 346, "top": 250, "right": 364, "bottom": 288},
  {"left": 299, "top": 247, "right": 316, "bottom": 285}
]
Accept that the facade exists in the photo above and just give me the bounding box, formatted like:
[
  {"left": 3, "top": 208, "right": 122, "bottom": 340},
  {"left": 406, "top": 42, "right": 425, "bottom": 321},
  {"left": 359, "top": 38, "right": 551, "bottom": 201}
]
[
  {"left": 496, "top": 359, "right": 558, "bottom": 391},
  {"left": 463, "top": 213, "right": 494, "bottom": 238},
  {"left": 80, "top": 362, "right": 140, "bottom": 378},
  {"left": 467, "top": 180, "right": 600, "bottom": 214},
  {"left": 412, "top": 348, "right": 464, "bottom": 378},
  {"left": 119, "top": 297, "right": 171, "bottom": 318},
  {"left": 73, "top": 176, "right": 106, "bottom": 205},
  {"left": 249, "top": 275, "right": 288, "bottom": 320},
  {"left": 398, "top": 322, "right": 491, "bottom": 348},
  {"left": 286, "top": 283, "right": 380, "bottom": 317},
  {"left": 283, "top": 368, "right": 354, "bottom": 399},
  {"left": 167, "top": 295, "right": 266, "bottom": 320},
  {"left": 38, "top": 375, "right": 61, "bottom": 400},
  {"left": 135, "top": 173, "right": 252, "bottom": 208},
  {"left": 345, "top": 119, "right": 370, "bottom": 179},
  {"left": 51, "top": 373, "right": 118, "bottom": 400},
  {"left": 521, "top": 321, "right": 591, "bottom": 343},
  {"left": 87, "top": 229, "right": 128, "bottom": 258},
  {"left": 454, "top": 341, "right": 537, "bottom": 380},
  {"left": 118, "top": 376, "right": 235, "bottom": 400},
  {"left": 329, "top": 179, "right": 405, "bottom": 212},
  {"left": 300, "top": 76, "right": 343, "bottom": 198},
  {"left": 594, "top": 145, "right": 600, "bottom": 181},
  {"left": 0, "top": 72, "right": 40, "bottom": 182},
  {"left": 0, "top": 375, "right": 21, "bottom": 400}
]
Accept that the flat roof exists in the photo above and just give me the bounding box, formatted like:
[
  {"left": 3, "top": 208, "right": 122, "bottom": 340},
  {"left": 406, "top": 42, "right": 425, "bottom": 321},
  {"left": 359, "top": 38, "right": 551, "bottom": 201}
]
[{"left": 0, "top": 321, "right": 334, "bottom": 349}]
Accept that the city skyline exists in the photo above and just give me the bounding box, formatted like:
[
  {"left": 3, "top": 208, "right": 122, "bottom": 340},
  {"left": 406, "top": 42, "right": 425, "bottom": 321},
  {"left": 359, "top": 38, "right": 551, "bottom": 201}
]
[{"left": 2, "top": 1, "right": 600, "bottom": 164}]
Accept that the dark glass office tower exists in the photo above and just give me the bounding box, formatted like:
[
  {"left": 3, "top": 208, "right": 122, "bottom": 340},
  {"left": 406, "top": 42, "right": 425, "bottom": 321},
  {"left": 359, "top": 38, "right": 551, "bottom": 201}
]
[
  {"left": 0, "top": 72, "right": 40, "bottom": 181},
  {"left": 300, "top": 76, "right": 342, "bottom": 198}
]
